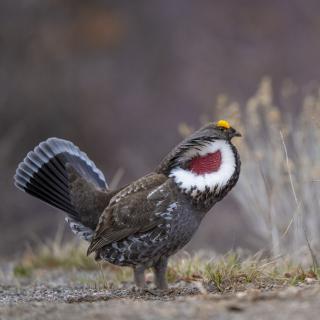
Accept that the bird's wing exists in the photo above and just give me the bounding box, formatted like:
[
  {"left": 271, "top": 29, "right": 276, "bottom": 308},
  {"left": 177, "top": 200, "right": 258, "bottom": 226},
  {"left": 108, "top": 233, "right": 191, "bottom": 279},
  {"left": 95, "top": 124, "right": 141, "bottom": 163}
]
[{"left": 87, "top": 173, "right": 173, "bottom": 254}]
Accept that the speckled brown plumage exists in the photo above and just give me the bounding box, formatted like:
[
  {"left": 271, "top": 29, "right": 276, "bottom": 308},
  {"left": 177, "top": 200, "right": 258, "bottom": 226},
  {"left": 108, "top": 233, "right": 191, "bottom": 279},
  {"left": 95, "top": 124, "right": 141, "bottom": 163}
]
[{"left": 14, "top": 122, "right": 241, "bottom": 289}]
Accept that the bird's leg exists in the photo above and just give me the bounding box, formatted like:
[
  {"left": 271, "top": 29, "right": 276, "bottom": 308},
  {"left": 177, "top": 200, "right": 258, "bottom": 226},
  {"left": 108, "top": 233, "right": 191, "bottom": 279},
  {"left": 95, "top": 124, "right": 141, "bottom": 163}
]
[
  {"left": 153, "top": 256, "right": 168, "bottom": 290},
  {"left": 133, "top": 265, "right": 146, "bottom": 288}
]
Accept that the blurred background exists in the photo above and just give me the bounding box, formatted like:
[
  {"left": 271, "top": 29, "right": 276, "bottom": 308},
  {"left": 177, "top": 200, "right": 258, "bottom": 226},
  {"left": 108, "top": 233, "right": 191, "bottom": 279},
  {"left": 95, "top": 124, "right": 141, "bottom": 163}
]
[{"left": 1, "top": 0, "right": 320, "bottom": 258}]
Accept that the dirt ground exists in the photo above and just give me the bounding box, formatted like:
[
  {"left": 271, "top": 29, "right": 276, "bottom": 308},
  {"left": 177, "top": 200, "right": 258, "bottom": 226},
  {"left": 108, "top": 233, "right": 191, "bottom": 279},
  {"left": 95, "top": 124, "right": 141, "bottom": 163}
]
[
  {"left": 1, "top": 285, "right": 320, "bottom": 320},
  {"left": 1, "top": 266, "right": 319, "bottom": 320}
]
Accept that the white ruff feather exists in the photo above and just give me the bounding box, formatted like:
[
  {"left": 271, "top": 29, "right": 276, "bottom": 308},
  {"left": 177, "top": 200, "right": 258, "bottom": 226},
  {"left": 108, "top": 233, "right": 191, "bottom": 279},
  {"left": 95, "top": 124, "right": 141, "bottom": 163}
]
[{"left": 169, "top": 140, "right": 236, "bottom": 196}]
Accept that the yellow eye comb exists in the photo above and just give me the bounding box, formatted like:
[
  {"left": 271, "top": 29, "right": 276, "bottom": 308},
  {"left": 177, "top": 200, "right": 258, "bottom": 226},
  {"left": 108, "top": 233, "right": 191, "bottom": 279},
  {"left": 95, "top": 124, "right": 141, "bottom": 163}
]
[{"left": 216, "top": 119, "right": 230, "bottom": 129}]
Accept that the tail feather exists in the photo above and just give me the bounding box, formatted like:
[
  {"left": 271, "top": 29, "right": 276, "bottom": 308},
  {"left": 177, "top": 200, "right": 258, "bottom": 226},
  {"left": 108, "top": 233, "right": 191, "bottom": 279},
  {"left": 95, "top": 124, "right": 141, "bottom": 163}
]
[
  {"left": 15, "top": 168, "right": 75, "bottom": 215},
  {"left": 66, "top": 217, "right": 93, "bottom": 241},
  {"left": 17, "top": 159, "right": 71, "bottom": 201},
  {"left": 14, "top": 137, "right": 109, "bottom": 240}
]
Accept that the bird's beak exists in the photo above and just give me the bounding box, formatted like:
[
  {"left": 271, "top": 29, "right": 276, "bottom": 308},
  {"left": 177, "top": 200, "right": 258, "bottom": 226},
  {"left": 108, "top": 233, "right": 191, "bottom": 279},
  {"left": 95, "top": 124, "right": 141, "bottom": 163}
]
[
  {"left": 229, "top": 128, "right": 242, "bottom": 139},
  {"left": 233, "top": 131, "right": 242, "bottom": 137}
]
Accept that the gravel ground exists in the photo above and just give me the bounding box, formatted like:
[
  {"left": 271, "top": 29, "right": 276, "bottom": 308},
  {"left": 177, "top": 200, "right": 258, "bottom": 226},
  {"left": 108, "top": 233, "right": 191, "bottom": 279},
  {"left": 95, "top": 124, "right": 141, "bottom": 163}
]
[
  {"left": 1, "top": 285, "right": 320, "bottom": 320},
  {"left": 1, "top": 265, "right": 319, "bottom": 320}
]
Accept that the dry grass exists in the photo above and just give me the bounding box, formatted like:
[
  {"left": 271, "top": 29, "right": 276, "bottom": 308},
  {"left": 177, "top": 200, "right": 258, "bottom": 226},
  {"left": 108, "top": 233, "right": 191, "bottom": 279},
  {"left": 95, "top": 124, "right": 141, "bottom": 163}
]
[
  {"left": 181, "top": 78, "right": 320, "bottom": 260},
  {"left": 13, "top": 240, "right": 96, "bottom": 277},
  {"left": 234, "top": 79, "right": 320, "bottom": 259},
  {"left": 13, "top": 235, "right": 320, "bottom": 292},
  {"left": 232, "top": 79, "right": 320, "bottom": 258},
  {"left": 168, "top": 252, "right": 319, "bottom": 292},
  {"left": 13, "top": 243, "right": 95, "bottom": 276},
  {"left": 13, "top": 228, "right": 134, "bottom": 286},
  {"left": 13, "top": 226, "right": 101, "bottom": 277}
]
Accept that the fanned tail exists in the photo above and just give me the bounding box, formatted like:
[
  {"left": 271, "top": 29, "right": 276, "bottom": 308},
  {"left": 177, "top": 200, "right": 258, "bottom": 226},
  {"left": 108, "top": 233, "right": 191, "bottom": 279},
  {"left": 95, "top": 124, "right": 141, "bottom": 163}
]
[{"left": 14, "top": 137, "right": 109, "bottom": 241}]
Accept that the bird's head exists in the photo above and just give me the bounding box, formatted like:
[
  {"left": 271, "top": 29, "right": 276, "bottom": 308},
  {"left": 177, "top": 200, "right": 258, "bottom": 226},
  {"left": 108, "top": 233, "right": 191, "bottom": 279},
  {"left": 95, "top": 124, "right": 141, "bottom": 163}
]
[
  {"left": 157, "top": 120, "right": 241, "bottom": 200},
  {"left": 181, "top": 120, "right": 242, "bottom": 143}
]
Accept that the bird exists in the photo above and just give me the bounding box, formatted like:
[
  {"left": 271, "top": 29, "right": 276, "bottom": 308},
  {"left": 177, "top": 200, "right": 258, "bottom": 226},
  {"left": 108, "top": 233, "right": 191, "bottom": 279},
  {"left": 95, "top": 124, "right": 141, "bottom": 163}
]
[{"left": 14, "top": 120, "right": 241, "bottom": 290}]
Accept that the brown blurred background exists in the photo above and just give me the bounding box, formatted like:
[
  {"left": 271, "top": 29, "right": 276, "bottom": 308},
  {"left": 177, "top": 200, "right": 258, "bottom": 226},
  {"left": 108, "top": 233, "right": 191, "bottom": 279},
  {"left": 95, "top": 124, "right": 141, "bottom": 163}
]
[{"left": 1, "top": 0, "right": 320, "bottom": 257}]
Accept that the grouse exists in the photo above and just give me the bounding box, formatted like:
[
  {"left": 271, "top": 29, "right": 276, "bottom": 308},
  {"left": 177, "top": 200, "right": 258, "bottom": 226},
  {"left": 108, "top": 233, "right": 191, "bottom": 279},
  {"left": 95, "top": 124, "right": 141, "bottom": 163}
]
[{"left": 14, "top": 120, "right": 241, "bottom": 289}]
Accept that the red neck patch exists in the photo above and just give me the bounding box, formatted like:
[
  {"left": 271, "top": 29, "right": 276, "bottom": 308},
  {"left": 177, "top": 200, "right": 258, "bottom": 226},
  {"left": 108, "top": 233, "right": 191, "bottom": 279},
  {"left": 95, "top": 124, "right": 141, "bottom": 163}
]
[{"left": 188, "top": 150, "right": 222, "bottom": 175}]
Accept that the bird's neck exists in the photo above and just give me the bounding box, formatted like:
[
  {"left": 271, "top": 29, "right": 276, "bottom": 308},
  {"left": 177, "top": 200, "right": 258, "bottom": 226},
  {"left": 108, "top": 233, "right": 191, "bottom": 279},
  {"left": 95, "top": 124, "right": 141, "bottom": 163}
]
[{"left": 169, "top": 140, "right": 238, "bottom": 197}]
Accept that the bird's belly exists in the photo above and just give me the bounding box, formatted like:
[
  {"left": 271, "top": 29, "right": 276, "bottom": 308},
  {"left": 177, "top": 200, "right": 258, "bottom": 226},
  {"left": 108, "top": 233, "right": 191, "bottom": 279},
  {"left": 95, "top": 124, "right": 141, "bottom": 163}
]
[{"left": 99, "top": 210, "right": 201, "bottom": 267}]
